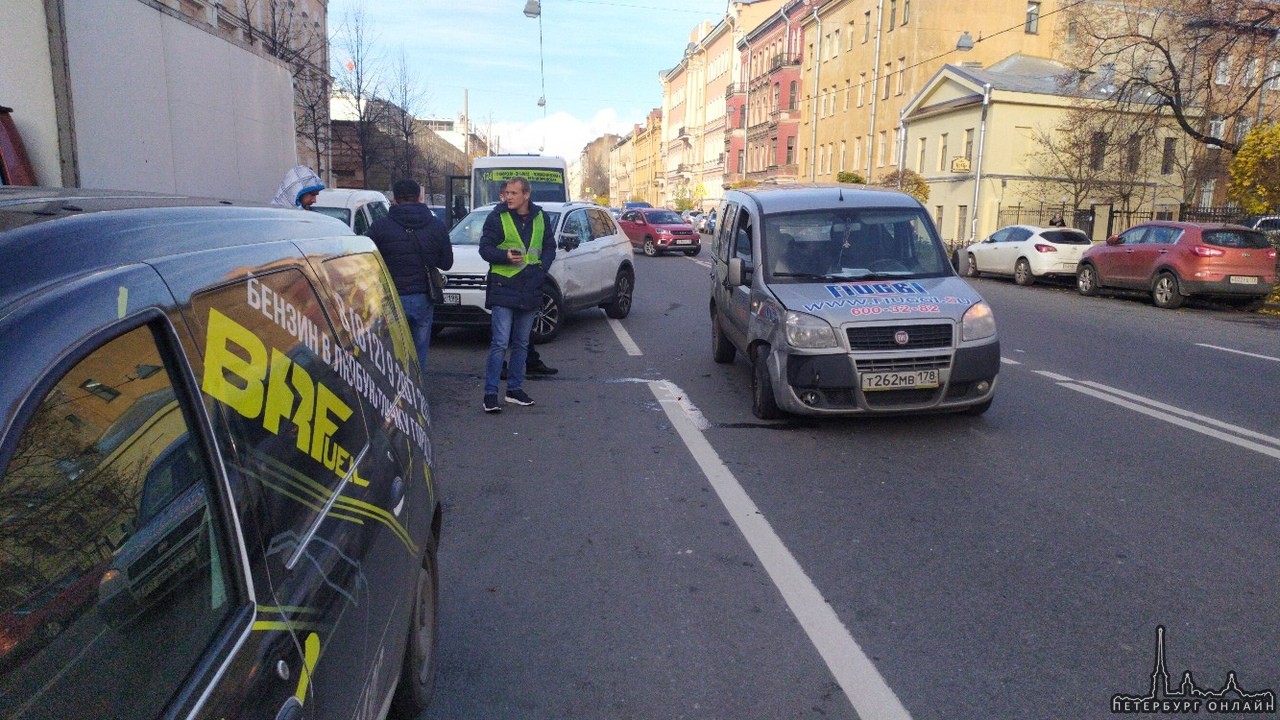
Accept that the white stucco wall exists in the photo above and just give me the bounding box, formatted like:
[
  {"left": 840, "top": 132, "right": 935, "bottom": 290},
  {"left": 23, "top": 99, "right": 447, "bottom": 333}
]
[
  {"left": 63, "top": 0, "right": 297, "bottom": 201},
  {"left": 0, "top": 1, "right": 61, "bottom": 186}
]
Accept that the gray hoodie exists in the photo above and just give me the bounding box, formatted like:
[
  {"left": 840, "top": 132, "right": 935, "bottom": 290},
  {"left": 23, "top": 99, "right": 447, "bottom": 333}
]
[{"left": 271, "top": 165, "right": 325, "bottom": 208}]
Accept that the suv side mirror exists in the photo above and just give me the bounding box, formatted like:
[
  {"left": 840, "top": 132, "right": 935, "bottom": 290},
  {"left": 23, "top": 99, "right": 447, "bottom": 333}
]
[
  {"left": 558, "top": 232, "right": 580, "bottom": 251},
  {"left": 1105, "top": 235, "right": 1121, "bottom": 245}
]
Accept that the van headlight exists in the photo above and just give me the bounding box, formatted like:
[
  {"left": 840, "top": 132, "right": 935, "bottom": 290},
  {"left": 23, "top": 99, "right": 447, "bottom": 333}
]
[
  {"left": 785, "top": 311, "right": 838, "bottom": 348},
  {"left": 961, "top": 301, "right": 997, "bottom": 341}
]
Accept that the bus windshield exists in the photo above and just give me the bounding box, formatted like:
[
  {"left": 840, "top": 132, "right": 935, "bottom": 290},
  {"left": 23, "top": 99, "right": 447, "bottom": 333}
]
[{"left": 472, "top": 166, "right": 568, "bottom": 207}]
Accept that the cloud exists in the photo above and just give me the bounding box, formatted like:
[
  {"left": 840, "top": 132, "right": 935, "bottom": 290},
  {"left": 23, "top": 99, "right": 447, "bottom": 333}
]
[{"left": 488, "top": 109, "right": 627, "bottom": 160}]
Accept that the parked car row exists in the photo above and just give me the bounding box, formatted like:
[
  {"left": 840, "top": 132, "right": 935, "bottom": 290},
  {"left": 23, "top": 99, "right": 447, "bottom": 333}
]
[{"left": 963, "top": 221, "right": 1277, "bottom": 311}]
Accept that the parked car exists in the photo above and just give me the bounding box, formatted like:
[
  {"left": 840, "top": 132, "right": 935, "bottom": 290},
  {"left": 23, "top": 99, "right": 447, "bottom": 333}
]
[
  {"left": 0, "top": 187, "right": 442, "bottom": 719},
  {"left": 436, "top": 202, "right": 636, "bottom": 342},
  {"left": 708, "top": 184, "right": 999, "bottom": 419},
  {"left": 618, "top": 207, "right": 702, "bottom": 257},
  {"left": 311, "top": 188, "right": 390, "bottom": 235},
  {"left": 963, "top": 224, "right": 1093, "bottom": 285},
  {"left": 1248, "top": 216, "right": 1280, "bottom": 249},
  {"left": 1076, "top": 221, "right": 1277, "bottom": 310},
  {"left": 681, "top": 209, "right": 704, "bottom": 226}
]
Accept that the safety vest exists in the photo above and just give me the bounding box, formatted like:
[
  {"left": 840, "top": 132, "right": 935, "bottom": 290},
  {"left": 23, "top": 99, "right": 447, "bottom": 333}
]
[{"left": 492, "top": 211, "right": 545, "bottom": 278}]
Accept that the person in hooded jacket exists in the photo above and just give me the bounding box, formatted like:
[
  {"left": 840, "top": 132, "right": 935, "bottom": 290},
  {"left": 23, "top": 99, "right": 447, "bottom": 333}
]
[
  {"left": 271, "top": 165, "right": 325, "bottom": 209},
  {"left": 367, "top": 179, "right": 453, "bottom": 371}
]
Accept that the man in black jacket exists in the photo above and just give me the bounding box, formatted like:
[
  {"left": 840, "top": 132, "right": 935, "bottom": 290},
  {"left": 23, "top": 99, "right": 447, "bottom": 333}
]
[
  {"left": 367, "top": 179, "right": 453, "bottom": 371},
  {"left": 478, "top": 177, "right": 556, "bottom": 412}
]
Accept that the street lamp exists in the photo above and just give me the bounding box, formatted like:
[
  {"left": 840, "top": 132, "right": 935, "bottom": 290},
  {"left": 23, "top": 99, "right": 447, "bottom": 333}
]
[
  {"left": 524, "top": 1, "right": 548, "bottom": 151},
  {"left": 956, "top": 32, "right": 975, "bottom": 51},
  {"left": 523, "top": 0, "right": 540, "bottom": 18}
]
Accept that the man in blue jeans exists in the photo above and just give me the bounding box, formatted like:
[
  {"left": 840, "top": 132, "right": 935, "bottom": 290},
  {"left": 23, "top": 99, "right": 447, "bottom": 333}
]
[
  {"left": 367, "top": 179, "right": 453, "bottom": 372},
  {"left": 478, "top": 177, "right": 556, "bottom": 413}
]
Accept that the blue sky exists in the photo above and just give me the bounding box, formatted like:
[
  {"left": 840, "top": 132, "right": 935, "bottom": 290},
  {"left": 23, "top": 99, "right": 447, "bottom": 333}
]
[{"left": 329, "top": 0, "right": 729, "bottom": 159}]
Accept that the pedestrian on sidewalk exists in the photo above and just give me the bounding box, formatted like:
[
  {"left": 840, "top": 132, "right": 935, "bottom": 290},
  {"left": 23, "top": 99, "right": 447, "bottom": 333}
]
[{"left": 271, "top": 165, "right": 324, "bottom": 210}]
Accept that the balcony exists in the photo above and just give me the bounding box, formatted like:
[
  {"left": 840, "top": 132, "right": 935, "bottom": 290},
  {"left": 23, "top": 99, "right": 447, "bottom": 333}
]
[
  {"left": 726, "top": 83, "right": 747, "bottom": 96},
  {"left": 769, "top": 53, "right": 801, "bottom": 72}
]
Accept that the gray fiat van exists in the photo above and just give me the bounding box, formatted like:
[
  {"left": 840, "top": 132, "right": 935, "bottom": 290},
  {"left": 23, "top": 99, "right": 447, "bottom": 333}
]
[
  {"left": 0, "top": 188, "right": 441, "bottom": 719},
  {"left": 709, "top": 184, "right": 1000, "bottom": 419}
]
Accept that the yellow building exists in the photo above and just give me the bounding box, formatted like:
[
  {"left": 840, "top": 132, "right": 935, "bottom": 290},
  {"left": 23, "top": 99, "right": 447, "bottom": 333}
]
[
  {"left": 631, "top": 109, "right": 665, "bottom": 207},
  {"left": 795, "top": 0, "right": 1062, "bottom": 184},
  {"left": 903, "top": 56, "right": 1189, "bottom": 246}
]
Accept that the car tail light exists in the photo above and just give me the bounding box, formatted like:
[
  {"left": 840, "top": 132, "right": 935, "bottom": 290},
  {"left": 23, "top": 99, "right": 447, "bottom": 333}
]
[
  {"left": 1267, "top": 248, "right": 1278, "bottom": 260},
  {"left": 1191, "top": 245, "right": 1225, "bottom": 257},
  {"left": 1033, "top": 243, "right": 1057, "bottom": 253}
]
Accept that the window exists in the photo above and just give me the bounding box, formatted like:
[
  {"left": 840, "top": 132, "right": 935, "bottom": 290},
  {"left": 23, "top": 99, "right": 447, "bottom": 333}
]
[
  {"left": 844, "top": 79, "right": 851, "bottom": 111},
  {"left": 786, "top": 136, "right": 795, "bottom": 166},
  {"left": 1025, "top": 1, "right": 1040, "bottom": 33},
  {"left": 1236, "top": 116, "right": 1254, "bottom": 143},
  {"left": 939, "top": 133, "right": 949, "bottom": 171},
  {"left": 840, "top": 140, "right": 846, "bottom": 171},
  {"left": 1270, "top": 60, "right": 1280, "bottom": 90},
  {"left": 864, "top": 11, "right": 871, "bottom": 42},
  {"left": 0, "top": 323, "right": 236, "bottom": 719},
  {"left": 917, "top": 137, "right": 927, "bottom": 172},
  {"left": 1160, "top": 137, "right": 1176, "bottom": 174},
  {"left": 833, "top": 29, "right": 841, "bottom": 55},
  {"left": 935, "top": 205, "right": 945, "bottom": 236},
  {"left": 896, "top": 58, "right": 906, "bottom": 95},
  {"left": 878, "top": 131, "right": 888, "bottom": 167},
  {"left": 901, "top": 0, "right": 910, "bottom": 25},
  {"left": 858, "top": 72, "right": 866, "bottom": 107},
  {"left": 1200, "top": 179, "right": 1216, "bottom": 206},
  {"left": 1089, "top": 131, "right": 1107, "bottom": 170},
  {"left": 773, "top": 83, "right": 780, "bottom": 112},
  {"left": 1215, "top": 58, "right": 1230, "bottom": 85},
  {"left": 1208, "top": 115, "right": 1225, "bottom": 142},
  {"left": 853, "top": 136, "right": 862, "bottom": 171},
  {"left": 1245, "top": 58, "right": 1260, "bottom": 86},
  {"left": 964, "top": 128, "right": 975, "bottom": 160},
  {"left": 1126, "top": 133, "right": 1141, "bottom": 173},
  {"left": 889, "top": 0, "right": 897, "bottom": 29},
  {"left": 790, "top": 81, "right": 798, "bottom": 110},
  {"left": 737, "top": 149, "right": 745, "bottom": 173},
  {"left": 957, "top": 205, "right": 969, "bottom": 242},
  {"left": 883, "top": 62, "right": 892, "bottom": 99}
]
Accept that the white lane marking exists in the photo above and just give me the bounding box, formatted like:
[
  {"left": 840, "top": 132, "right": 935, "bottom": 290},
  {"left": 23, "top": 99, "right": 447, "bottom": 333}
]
[
  {"left": 608, "top": 317, "right": 643, "bottom": 356},
  {"left": 1076, "top": 380, "right": 1280, "bottom": 449},
  {"left": 1000, "top": 357, "right": 1021, "bottom": 365},
  {"left": 1195, "top": 343, "right": 1280, "bottom": 363},
  {"left": 649, "top": 381, "right": 913, "bottom": 720},
  {"left": 653, "top": 379, "right": 711, "bottom": 430},
  {"left": 1056, "top": 383, "right": 1280, "bottom": 461},
  {"left": 1032, "top": 370, "right": 1074, "bottom": 382}
]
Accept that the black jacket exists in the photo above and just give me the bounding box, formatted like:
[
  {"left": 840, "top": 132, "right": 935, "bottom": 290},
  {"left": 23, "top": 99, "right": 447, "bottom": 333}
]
[
  {"left": 479, "top": 203, "right": 557, "bottom": 311},
  {"left": 367, "top": 203, "right": 453, "bottom": 296}
]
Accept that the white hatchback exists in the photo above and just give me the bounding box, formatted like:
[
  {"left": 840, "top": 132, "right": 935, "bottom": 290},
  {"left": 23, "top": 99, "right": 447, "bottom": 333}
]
[
  {"left": 962, "top": 224, "right": 1093, "bottom": 285},
  {"left": 311, "top": 188, "right": 390, "bottom": 235},
  {"left": 436, "top": 202, "right": 636, "bottom": 342}
]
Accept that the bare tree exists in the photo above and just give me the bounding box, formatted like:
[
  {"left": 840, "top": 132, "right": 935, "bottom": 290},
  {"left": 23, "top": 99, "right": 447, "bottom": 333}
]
[
  {"left": 1068, "top": 0, "right": 1280, "bottom": 155},
  {"left": 383, "top": 49, "right": 429, "bottom": 184},
  {"left": 332, "top": 7, "right": 391, "bottom": 189}
]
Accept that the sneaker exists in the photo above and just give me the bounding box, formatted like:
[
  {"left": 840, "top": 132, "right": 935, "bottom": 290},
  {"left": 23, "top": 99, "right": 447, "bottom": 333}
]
[
  {"left": 527, "top": 360, "right": 559, "bottom": 376},
  {"left": 504, "top": 388, "right": 535, "bottom": 406},
  {"left": 483, "top": 394, "right": 502, "bottom": 413}
]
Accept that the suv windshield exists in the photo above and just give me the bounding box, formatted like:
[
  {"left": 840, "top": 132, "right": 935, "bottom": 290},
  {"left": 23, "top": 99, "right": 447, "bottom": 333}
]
[
  {"left": 764, "top": 208, "right": 950, "bottom": 281},
  {"left": 645, "top": 210, "right": 684, "bottom": 225}
]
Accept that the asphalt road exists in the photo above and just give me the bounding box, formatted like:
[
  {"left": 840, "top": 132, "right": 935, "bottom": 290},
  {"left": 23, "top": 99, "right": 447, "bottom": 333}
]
[{"left": 419, "top": 250, "right": 1280, "bottom": 720}]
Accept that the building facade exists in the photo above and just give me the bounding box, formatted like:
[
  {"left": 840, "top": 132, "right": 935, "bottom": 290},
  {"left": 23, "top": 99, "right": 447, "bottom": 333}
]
[{"left": 731, "top": 0, "right": 809, "bottom": 184}]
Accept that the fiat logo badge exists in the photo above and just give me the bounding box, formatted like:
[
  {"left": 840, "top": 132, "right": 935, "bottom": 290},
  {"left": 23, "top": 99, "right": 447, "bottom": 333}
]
[{"left": 894, "top": 330, "right": 910, "bottom": 345}]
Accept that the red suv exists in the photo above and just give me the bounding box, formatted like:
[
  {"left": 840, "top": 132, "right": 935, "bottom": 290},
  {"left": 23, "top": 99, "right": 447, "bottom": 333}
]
[
  {"left": 618, "top": 208, "right": 701, "bottom": 256},
  {"left": 1076, "top": 221, "right": 1277, "bottom": 310}
]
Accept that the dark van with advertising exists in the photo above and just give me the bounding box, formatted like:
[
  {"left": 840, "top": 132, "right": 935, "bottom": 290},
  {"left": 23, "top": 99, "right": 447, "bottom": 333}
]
[
  {"left": 0, "top": 188, "right": 441, "bottom": 719},
  {"left": 709, "top": 184, "right": 1000, "bottom": 419}
]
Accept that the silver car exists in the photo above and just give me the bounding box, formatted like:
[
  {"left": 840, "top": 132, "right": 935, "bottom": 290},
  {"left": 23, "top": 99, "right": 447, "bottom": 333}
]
[{"left": 709, "top": 184, "right": 999, "bottom": 419}]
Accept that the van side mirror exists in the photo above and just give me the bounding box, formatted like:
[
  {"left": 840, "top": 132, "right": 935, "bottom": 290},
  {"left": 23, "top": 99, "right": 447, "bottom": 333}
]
[{"left": 728, "top": 257, "right": 743, "bottom": 286}]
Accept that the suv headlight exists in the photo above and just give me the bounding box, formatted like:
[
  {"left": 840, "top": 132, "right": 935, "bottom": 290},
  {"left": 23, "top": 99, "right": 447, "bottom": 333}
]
[
  {"left": 961, "top": 301, "right": 997, "bottom": 342},
  {"left": 784, "top": 311, "right": 838, "bottom": 349}
]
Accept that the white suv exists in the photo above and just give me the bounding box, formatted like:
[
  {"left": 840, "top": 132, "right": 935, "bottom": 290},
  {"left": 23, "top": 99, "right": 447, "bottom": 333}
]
[{"left": 437, "top": 202, "right": 635, "bottom": 342}]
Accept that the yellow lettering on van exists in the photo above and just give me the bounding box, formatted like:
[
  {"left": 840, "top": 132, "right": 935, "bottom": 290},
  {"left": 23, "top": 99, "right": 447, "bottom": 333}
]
[
  {"left": 311, "top": 383, "right": 352, "bottom": 470},
  {"left": 203, "top": 308, "right": 267, "bottom": 419}
]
